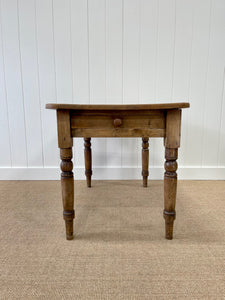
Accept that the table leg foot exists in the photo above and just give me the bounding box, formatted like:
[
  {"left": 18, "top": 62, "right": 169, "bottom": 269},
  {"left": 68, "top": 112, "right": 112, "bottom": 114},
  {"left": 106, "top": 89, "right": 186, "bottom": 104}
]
[
  {"left": 64, "top": 218, "right": 74, "bottom": 240},
  {"left": 63, "top": 210, "right": 75, "bottom": 240},
  {"left": 84, "top": 138, "right": 92, "bottom": 188},
  {"left": 142, "top": 175, "right": 148, "bottom": 187},
  {"left": 163, "top": 210, "right": 176, "bottom": 239},
  {"left": 85, "top": 172, "right": 92, "bottom": 188},
  {"left": 142, "top": 137, "right": 149, "bottom": 187}
]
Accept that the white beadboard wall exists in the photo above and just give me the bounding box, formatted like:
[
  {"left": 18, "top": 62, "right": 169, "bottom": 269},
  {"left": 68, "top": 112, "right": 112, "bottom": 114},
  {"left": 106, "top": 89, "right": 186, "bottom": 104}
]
[{"left": 0, "top": 0, "right": 225, "bottom": 180}]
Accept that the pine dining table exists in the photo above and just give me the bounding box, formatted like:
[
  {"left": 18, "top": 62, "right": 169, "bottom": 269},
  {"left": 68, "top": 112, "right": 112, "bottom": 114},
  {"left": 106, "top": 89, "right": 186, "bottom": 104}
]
[{"left": 46, "top": 102, "right": 190, "bottom": 240}]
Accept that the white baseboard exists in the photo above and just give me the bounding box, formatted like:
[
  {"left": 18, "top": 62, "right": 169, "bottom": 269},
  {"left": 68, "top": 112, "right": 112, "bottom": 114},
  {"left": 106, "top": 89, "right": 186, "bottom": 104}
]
[{"left": 0, "top": 166, "right": 225, "bottom": 180}]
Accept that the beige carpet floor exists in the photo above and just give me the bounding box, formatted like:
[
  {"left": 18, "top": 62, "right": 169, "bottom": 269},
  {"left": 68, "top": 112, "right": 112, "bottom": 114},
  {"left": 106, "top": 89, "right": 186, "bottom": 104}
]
[{"left": 0, "top": 180, "right": 225, "bottom": 299}]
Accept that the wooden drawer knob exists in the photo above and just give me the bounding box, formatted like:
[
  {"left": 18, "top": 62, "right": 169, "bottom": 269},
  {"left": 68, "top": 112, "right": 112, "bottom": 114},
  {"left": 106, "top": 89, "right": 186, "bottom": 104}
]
[{"left": 113, "top": 118, "right": 122, "bottom": 127}]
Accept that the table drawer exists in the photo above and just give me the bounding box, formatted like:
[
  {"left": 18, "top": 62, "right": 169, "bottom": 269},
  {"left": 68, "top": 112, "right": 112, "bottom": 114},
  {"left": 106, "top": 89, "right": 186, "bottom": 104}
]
[
  {"left": 71, "top": 110, "right": 165, "bottom": 129},
  {"left": 71, "top": 110, "right": 166, "bottom": 137}
]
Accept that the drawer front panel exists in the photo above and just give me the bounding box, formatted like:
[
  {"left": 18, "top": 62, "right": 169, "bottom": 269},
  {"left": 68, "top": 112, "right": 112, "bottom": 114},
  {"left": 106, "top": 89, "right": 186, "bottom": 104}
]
[
  {"left": 71, "top": 110, "right": 166, "bottom": 137},
  {"left": 71, "top": 110, "right": 165, "bottom": 128}
]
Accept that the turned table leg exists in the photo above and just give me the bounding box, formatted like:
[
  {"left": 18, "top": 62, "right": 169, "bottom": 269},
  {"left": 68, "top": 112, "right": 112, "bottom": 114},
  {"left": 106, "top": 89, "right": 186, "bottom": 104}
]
[
  {"left": 56, "top": 109, "right": 74, "bottom": 240},
  {"left": 163, "top": 148, "right": 178, "bottom": 239},
  {"left": 142, "top": 137, "right": 149, "bottom": 187},
  {"left": 84, "top": 138, "right": 92, "bottom": 187},
  {"left": 163, "top": 109, "right": 181, "bottom": 240},
  {"left": 60, "top": 148, "right": 75, "bottom": 240}
]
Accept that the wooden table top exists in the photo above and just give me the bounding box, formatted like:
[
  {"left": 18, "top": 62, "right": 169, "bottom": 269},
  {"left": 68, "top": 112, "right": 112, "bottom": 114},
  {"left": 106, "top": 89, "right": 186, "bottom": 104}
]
[{"left": 46, "top": 102, "right": 190, "bottom": 110}]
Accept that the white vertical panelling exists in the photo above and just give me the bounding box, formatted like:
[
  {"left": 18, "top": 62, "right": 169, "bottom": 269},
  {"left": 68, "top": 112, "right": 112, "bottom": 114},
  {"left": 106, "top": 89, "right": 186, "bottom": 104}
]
[
  {"left": 36, "top": 0, "right": 58, "bottom": 167},
  {"left": 88, "top": 0, "right": 106, "bottom": 167},
  {"left": 156, "top": 0, "right": 176, "bottom": 101},
  {"left": 172, "top": 0, "right": 193, "bottom": 166},
  {"left": 53, "top": 0, "right": 73, "bottom": 102},
  {"left": 172, "top": 0, "right": 193, "bottom": 101},
  {"left": 71, "top": 0, "right": 90, "bottom": 168},
  {"left": 218, "top": 69, "right": 225, "bottom": 166},
  {"left": 0, "top": 7, "right": 11, "bottom": 166},
  {"left": 154, "top": 0, "right": 176, "bottom": 167},
  {"left": 18, "top": 0, "right": 43, "bottom": 167},
  {"left": 105, "top": 0, "right": 123, "bottom": 166},
  {"left": 185, "top": 0, "right": 212, "bottom": 166},
  {"left": 139, "top": 0, "right": 158, "bottom": 103},
  {"left": 88, "top": 0, "right": 106, "bottom": 104},
  {"left": 71, "top": 0, "right": 89, "bottom": 103},
  {"left": 139, "top": 0, "right": 158, "bottom": 168},
  {"left": 105, "top": 0, "right": 123, "bottom": 103},
  {"left": 1, "top": 1, "right": 225, "bottom": 178},
  {"left": 123, "top": 0, "right": 140, "bottom": 103},
  {"left": 1, "top": 0, "right": 27, "bottom": 167},
  {"left": 122, "top": 0, "right": 140, "bottom": 168},
  {"left": 202, "top": 0, "right": 225, "bottom": 166}
]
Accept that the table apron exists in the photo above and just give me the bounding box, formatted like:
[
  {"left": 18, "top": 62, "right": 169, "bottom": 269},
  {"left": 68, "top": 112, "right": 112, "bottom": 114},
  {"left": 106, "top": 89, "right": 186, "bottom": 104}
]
[{"left": 71, "top": 128, "right": 165, "bottom": 138}]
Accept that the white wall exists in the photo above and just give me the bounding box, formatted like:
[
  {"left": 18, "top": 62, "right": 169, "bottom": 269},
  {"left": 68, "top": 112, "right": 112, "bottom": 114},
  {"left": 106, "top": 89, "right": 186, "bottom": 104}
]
[{"left": 0, "top": 0, "right": 225, "bottom": 180}]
